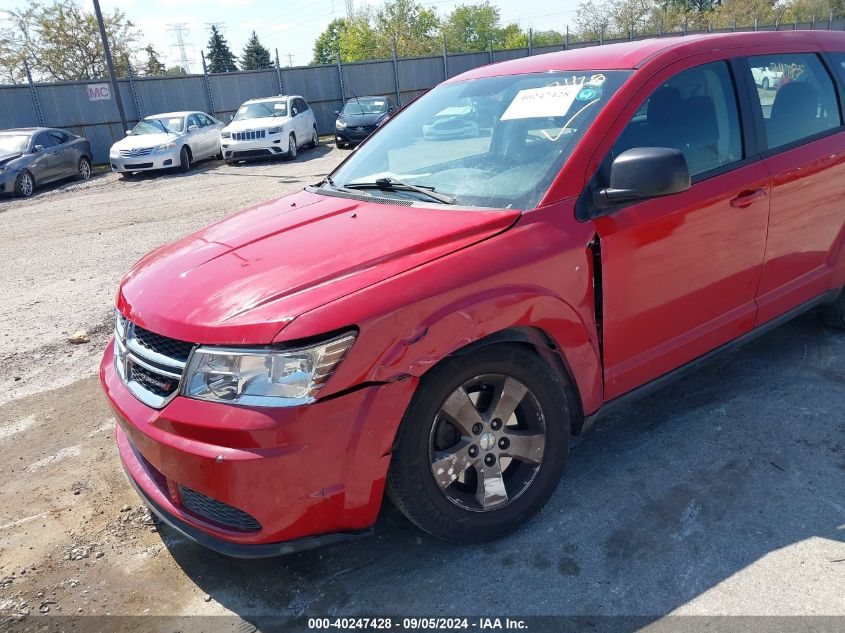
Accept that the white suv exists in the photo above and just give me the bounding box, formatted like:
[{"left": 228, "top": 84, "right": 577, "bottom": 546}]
[{"left": 220, "top": 95, "right": 319, "bottom": 164}]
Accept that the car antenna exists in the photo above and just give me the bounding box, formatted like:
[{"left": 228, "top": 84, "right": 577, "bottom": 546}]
[{"left": 348, "top": 85, "right": 365, "bottom": 116}]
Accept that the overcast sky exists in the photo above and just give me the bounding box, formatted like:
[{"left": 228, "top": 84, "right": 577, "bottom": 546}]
[{"left": 0, "top": 0, "right": 580, "bottom": 72}]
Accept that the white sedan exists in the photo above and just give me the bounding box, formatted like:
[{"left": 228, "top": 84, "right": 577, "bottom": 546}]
[{"left": 109, "top": 111, "right": 224, "bottom": 177}]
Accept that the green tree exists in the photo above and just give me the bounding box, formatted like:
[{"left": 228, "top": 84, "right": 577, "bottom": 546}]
[
  {"left": 312, "top": 18, "right": 348, "bottom": 64},
  {"left": 0, "top": 0, "right": 140, "bottom": 82},
  {"left": 441, "top": 2, "right": 502, "bottom": 52},
  {"left": 142, "top": 44, "right": 165, "bottom": 76},
  {"left": 338, "top": 9, "right": 380, "bottom": 61},
  {"left": 206, "top": 24, "right": 237, "bottom": 73},
  {"left": 375, "top": 0, "right": 441, "bottom": 57},
  {"left": 165, "top": 65, "right": 187, "bottom": 76},
  {"left": 241, "top": 30, "right": 273, "bottom": 70}
]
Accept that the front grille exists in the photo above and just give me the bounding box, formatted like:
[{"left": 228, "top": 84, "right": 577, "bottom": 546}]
[
  {"left": 130, "top": 363, "right": 179, "bottom": 397},
  {"left": 178, "top": 485, "right": 262, "bottom": 532},
  {"left": 232, "top": 149, "right": 273, "bottom": 158},
  {"left": 134, "top": 326, "right": 194, "bottom": 362},
  {"left": 113, "top": 313, "right": 195, "bottom": 409},
  {"left": 120, "top": 148, "right": 154, "bottom": 157},
  {"left": 232, "top": 130, "right": 266, "bottom": 141}
]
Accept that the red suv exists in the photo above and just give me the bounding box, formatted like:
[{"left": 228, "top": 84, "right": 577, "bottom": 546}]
[{"left": 101, "top": 32, "right": 845, "bottom": 556}]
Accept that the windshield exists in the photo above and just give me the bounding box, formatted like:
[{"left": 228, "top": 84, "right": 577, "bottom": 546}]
[
  {"left": 234, "top": 101, "right": 287, "bottom": 120},
  {"left": 342, "top": 98, "right": 388, "bottom": 116},
  {"left": 133, "top": 117, "right": 184, "bottom": 135},
  {"left": 0, "top": 134, "right": 30, "bottom": 154},
  {"left": 329, "top": 70, "right": 631, "bottom": 209}
]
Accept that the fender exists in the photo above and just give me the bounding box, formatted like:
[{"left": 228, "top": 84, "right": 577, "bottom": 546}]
[{"left": 372, "top": 287, "right": 603, "bottom": 417}]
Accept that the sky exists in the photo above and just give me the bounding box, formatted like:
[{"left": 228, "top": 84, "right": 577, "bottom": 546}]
[{"left": 0, "top": 0, "right": 581, "bottom": 72}]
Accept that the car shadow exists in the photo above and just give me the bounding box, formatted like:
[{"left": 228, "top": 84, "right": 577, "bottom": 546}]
[{"left": 154, "top": 313, "right": 845, "bottom": 629}]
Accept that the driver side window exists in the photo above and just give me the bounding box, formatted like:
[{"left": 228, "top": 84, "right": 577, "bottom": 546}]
[{"left": 612, "top": 61, "right": 743, "bottom": 178}]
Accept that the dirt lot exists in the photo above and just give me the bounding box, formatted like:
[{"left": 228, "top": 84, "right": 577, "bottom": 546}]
[{"left": 0, "top": 144, "right": 843, "bottom": 631}]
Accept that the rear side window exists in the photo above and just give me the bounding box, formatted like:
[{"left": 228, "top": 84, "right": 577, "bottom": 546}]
[
  {"left": 612, "top": 61, "right": 743, "bottom": 178},
  {"left": 746, "top": 53, "right": 841, "bottom": 150}
]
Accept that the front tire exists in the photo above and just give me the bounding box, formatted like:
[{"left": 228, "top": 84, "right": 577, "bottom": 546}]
[
  {"left": 14, "top": 170, "right": 34, "bottom": 198},
  {"left": 287, "top": 133, "right": 297, "bottom": 160},
  {"left": 387, "top": 344, "right": 573, "bottom": 543},
  {"left": 820, "top": 290, "right": 845, "bottom": 329},
  {"left": 78, "top": 157, "right": 91, "bottom": 181},
  {"left": 178, "top": 146, "right": 192, "bottom": 173}
]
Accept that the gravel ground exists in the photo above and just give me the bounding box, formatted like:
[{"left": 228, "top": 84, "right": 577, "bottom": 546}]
[{"left": 0, "top": 144, "right": 843, "bottom": 631}]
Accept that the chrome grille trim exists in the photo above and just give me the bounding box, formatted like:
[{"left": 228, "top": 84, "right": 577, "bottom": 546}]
[
  {"left": 119, "top": 147, "right": 154, "bottom": 157},
  {"left": 114, "top": 314, "right": 195, "bottom": 409}
]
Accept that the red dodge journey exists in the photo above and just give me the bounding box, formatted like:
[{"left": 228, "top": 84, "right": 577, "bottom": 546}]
[{"left": 102, "top": 31, "right": 845, "bottom": 556}]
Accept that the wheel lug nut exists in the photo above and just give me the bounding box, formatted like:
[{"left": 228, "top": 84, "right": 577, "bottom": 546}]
[
  {"left": 472, "top": 423, "right": 483, "bottom": 435},
  {"left": 490, "top": 418, "right": 502, "bottom": 430},
  {"left": 484, "top": 454, "right": 496, "bottom": 466},
  {"left": 468, "top": 445, "right": 479, "bottom": 458},
  {"left": 498, "top": 437, "right": 509, "bottom": 450}
]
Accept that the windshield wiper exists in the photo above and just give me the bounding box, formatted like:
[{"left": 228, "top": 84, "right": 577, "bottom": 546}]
[
  {"left": 344, "top": 177, "right": 458, "bottom": 205},
  {"left": 319, "top": 176, "right": 373, "bottom": 197}
]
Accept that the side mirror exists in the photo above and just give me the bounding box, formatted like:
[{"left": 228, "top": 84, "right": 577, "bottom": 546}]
[
  {"left": 292, "top": 108, "right": 299, "bottom": 115},
  {"left": 188, "top": 125, "right": 199, "bottom": 132},
  {"left": 593, "top": 147, "right": 690, "bottom": 212},
  {"left": 333, "top": 110, "right": 339, "bottom": 116},
  {"left": 228, "top": 114, "right": 234, "bottom": 122},
  {"left": 33, "top": 144, "right": 44, "bottom": 153}
]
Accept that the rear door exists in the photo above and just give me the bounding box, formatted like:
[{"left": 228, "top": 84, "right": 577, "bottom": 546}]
[
  {"left": 591, "top": 59, "right": 772, "bottom": 399},
  {"left": 741, "top": 52, "right": 845, "bottom": 324}
]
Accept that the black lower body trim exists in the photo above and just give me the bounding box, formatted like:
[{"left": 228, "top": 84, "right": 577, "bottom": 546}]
[
  {"left": 581, "top": 289, "right": 839, "bottom": 433},
  {"left": 121, "top": 461, "right": 371, "bottom": 559}
]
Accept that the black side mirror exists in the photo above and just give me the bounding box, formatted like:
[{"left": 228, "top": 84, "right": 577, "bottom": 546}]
[
  {"left": 593, "top": 147, "right": 690, "bottom": 212},
  {"left": 33, "top": 144, "right": 44, "bottom": 154}
]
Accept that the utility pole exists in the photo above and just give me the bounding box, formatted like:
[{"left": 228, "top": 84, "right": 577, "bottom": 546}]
[
  {"left": 168, "top": 23, "right": 192, "bottom": 73},
  {"left": 92, "top": 0, "right": 128, "bottom": 134},
  {"left": 288, "top": 53, "right": 295, "bottom": 67}
]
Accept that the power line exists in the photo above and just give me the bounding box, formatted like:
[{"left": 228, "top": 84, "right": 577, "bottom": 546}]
[{"left": 167, "top": 23, "right": 192, "bottom": 72}]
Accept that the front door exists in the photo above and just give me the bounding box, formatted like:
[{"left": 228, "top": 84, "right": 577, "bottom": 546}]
[{"left": 593, "top": 60, "right": 771, "bottom": 399}]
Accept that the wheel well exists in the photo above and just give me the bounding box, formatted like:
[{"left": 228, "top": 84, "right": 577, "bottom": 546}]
[
  {"left": 182, "top": 145, "right": 192, "bottom": 159},
  {"left": 445, "top": 327, "right": 585, "bottom": 435}
]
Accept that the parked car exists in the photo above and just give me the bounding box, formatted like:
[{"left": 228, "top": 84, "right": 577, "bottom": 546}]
[
  {"left": 0, "top": 127, "right": 91, "bottom": 198},
  {"left": 109, "top": 111, "right": 224, "bottom": 177},
  {"left": 422, "top": 100, "right": 480, "bottom": 139},
  {"left": 102, "top": 31, "right": 845, "bottom": 557},
  {"left": 220, "top": 96, "right": 319, "bottom": 164},
  {"left": 334, "top": 96, "right": 394, "bottom": 148},
  {"left": 751, "top": 63, "right": 784, "bottom": 89}
]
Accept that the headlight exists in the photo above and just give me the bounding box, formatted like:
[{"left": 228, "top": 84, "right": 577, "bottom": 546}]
[
  {"left": 335, "top": 120, "right": 347, "bottom": 130},
  {"left": 182, "top": 332, "right": 356, "bottom": 407},
  {"left": 0, "top": 167, "right": 5, "bottom": 175},
  {"left": 267, "top": 126, "right": 281, "bottom": 135},
  {"left": 154, "top": 142, "right": 177, "bottom": 154},
  {"left": 109, "top": 148, "right": 119, "bottom": 158},
  {"left": 221, "top": 131, "right": 231, "bottom": 139}
]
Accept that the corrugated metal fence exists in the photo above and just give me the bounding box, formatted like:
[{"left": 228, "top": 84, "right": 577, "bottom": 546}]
[{"left": 2, "top": 19, "right": 844, "bottom": 163}]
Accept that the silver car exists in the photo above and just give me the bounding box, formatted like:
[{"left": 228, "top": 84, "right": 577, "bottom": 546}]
[
  {"left": 0, "top": 127, "right": 93, "bottom": 198},
  {"left": 109, "top": 111, "right": 224, "bottom": 177}
]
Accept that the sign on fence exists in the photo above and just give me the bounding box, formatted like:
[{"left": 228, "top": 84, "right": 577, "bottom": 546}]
[{"left": 87, "top": 83, "right": 111, "bottom": 101}]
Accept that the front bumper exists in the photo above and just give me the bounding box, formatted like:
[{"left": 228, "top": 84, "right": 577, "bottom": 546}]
[
  {"left": 335, "top": 126, "right": 375, "bottom": 144},
  {"left": 0, "top": 169, "right": 18, "bottom": 194},
  {"left": 221, "top": 135, "right": 287, "bottom": 161},
  {"left": 101, "top": 342, "right": 415, "bottom": 555},
  {"left": 110, "top": 149, "right": 180, "bottom": 173}
]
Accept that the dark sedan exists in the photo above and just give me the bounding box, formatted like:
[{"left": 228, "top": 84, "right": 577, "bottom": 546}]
[
  {"left": 334, "top": 97, "right": 394, "bottom": 148},
  {"left": 0, "top": 127, "right": 92, "bottom": 198}
]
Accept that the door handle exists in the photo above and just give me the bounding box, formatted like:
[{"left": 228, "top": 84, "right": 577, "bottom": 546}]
[{"left": 730, "top": 188, "right": 767, "bottom": 208}]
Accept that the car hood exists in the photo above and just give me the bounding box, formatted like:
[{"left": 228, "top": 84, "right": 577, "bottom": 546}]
[
  {"left": 0, "top": 152, "right": 23, "bottom": 166},
  {"left": 338, "top": 112, "right": 386, "bottom": 127},
  {"left": 117, "top": 189, "right": 520, "bottom": 344},
  {"left": 113, "top": 133, "right": 180, "bottom": 151},
  {"left": 224, "top": 117, "right": 288, "bottom": 133}
]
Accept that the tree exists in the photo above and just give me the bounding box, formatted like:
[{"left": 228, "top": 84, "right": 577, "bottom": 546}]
[
  {"left": 442, "top": 2, "right": 502, "bottom": 52},
  {"left": 165, "top": 65, "right": 187, "bottom": 76},
  {"left": 312, "top": 18, "right": 348, "bottom": 64},
  {"left": 338, "top": 10, "right": 380, "bottom": 61},
  {"left": 206, "top": 24, "right": 237, "bottom": 73},
  {"left": 0, "top": 0, "right": 140, "bottom": 83},
  {"left": 142, "top": 44, "right": 165, "bottom": 76},
  {"left": 241, "top": 31, "right": 273, "bottom": 70},
  {"left": 574, "top": 0, "right": 614, "bottom": 40},
  {"left": 375, "top": 0, "right": 440, "bottom": 57}
]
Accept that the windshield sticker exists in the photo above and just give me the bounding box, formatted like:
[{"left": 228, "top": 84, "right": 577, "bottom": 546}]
[
  {"left": 273, "top": 103, "right": 286, "bottom": 110},
  {"left": 501, "top": 85, "right": 580, "bottom": 121},
  {"left": 373, "top": 100, "right": 385, "bottom": 106},
  {"left": 576, "top": 86, "right": 600, "bottom": 101},
  {"left": 168, "top": 118, "right": 181, "bottom": 127}
]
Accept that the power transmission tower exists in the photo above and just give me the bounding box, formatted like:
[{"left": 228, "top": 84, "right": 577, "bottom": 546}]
[
  {"left": 346, "top": 0, "right": 354, "bottom": 18},
  {"left": 168, "top": 23, "right": 192, "bottom": 72}
]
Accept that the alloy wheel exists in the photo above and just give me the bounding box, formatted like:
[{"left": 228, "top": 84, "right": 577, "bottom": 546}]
[
  {"left": 79, "top": 159, "right": 91, "bottom": 180},
  {"left": 428, "top": 373, "right": 546, "bottom": 512},
  {"left": 19, "top": 173, "right": 33, "bottom": 197}
]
